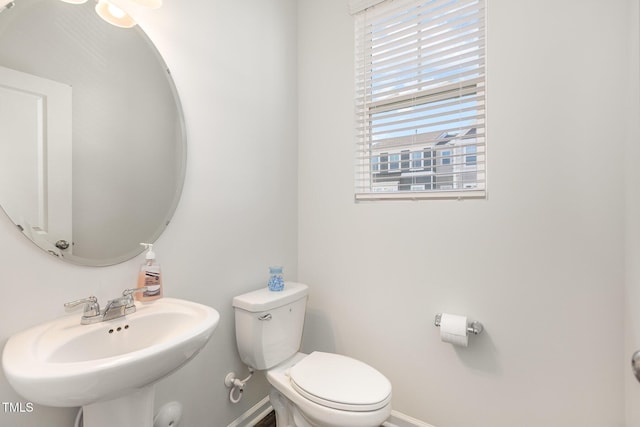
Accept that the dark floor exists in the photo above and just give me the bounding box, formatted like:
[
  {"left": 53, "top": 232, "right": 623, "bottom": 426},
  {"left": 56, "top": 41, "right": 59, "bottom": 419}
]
[{"left": 254, "top": 410, "right": 276, "bottom": 427}]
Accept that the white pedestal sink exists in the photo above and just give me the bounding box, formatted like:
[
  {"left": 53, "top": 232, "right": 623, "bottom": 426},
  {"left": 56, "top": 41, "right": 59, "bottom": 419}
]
[{"left": 2, "top": 297, "right": 220, "bottom": 427}]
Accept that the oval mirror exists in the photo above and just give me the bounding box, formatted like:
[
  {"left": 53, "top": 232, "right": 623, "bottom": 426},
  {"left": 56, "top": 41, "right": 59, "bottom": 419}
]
[{"left": 0, "top": 0, "right": 186, "bottom": 266}]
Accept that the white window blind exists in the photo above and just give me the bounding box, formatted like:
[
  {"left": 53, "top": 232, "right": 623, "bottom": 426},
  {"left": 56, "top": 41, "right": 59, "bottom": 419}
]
[{"left": 354, "top": 0, "right": 486, "bottom": 200}]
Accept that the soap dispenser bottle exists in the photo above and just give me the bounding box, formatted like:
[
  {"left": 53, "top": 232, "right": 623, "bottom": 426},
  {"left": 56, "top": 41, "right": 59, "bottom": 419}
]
[{"left": 136, "top": 243, "right": 163, "bottom": 301}]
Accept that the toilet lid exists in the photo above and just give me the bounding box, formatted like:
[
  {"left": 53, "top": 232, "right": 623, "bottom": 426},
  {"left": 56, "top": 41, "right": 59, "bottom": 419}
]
[{"left": 289, "top": 352, "right": 392, "bottom": 412}]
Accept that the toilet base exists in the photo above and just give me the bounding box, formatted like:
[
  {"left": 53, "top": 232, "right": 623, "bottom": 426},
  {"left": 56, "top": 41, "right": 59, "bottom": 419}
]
[
  {"left": 270, "top": 388, "right": 313, "bottom": 427},
  {"left": 265, "top": 353, "right": 391, "bottom": 427},
  {"left": 268, "top": 385, "right": 390, "bottom": 427}
]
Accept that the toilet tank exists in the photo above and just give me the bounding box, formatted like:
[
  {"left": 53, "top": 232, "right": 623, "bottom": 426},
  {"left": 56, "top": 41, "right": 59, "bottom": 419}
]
[{"left": 232, "top": 282, "right": 308, "bottom": 370}]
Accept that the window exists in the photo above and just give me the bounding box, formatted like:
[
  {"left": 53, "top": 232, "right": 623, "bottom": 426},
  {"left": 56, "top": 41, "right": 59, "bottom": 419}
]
[
  {"left": 424, "top": 148, "right": 433, "bottom": 170},
  {"left": 353, "top": 0, "right": 486, "bottom": 200},
  {"left": 372, "top": 155, "right": 381, "bottom": 171},
  {"left": 389, "top": 153, "right": 401, "bottom": 171},
  {"left": 401, "top": 150, "right": 411, "bottom": 170},
  {"left": 464, "top": 144, "right": 477, "bottom": 165},
  {"left": 410, "top": 151, "right": 423, "bottom": 169},
  {"left": 441, "top": 150, "right": 451, "bottom": 166},
  {"left": 380, "top": 153, "right": 389, "bottom": 171}
]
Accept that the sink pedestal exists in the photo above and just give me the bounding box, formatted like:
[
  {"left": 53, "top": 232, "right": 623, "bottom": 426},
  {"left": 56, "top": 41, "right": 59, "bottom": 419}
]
[{"left": 83, "top": 385, "right": 155, "bottom": 427}]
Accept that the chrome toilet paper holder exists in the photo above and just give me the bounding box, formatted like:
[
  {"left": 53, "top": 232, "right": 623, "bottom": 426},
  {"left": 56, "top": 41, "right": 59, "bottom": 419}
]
[{"left": 434, "top": 313, "right": 484, "bottom": 335}]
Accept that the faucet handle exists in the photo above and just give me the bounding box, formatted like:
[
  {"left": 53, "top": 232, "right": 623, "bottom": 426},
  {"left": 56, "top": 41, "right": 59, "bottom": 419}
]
[
  {"left": 122, "top": 287, "right": 148, "bottom": 297},
  {"left": 64, "top": 296, "right": 100, "bottom": 316},
  {"left": 121, "top": 287, "right": 148, "bottom": 306}
]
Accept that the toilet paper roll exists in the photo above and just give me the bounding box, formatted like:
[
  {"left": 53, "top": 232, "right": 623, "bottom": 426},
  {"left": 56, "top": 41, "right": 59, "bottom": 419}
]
[{"left": 439, "top": 313, "right": 468, "bottom": 347}]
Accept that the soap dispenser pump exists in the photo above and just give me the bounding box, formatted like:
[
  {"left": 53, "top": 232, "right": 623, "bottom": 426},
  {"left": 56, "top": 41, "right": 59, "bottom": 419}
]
[{"left": 136, "top": 243, "right": 163, "bottom": 301}]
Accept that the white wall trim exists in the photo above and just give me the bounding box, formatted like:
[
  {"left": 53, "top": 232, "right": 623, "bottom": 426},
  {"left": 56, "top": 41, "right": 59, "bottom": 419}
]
[
  {"left": 226, "top": 396, "right": 272, "bottom": 427},
  {"left": 383, "top": 410, "right": 437, "bottom": 427},
  {"left": 226, "top": 396, "right": 434, "bottom": 427}
]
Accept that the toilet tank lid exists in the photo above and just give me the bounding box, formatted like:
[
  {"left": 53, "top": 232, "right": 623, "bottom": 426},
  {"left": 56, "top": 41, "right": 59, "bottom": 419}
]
[{"left": 232, "top": 282, "right": 309, "bottom": 312}]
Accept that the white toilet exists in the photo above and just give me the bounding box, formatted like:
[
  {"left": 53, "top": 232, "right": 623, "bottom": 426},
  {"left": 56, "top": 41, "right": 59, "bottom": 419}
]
[{"left": 232, "top": 282, "right": 392, "bottom": 427}]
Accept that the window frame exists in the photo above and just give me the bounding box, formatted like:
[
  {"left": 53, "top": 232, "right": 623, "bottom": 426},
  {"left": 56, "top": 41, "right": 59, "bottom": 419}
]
[{"left": 353, "top": 0, "right": 487, "bottom": 201}]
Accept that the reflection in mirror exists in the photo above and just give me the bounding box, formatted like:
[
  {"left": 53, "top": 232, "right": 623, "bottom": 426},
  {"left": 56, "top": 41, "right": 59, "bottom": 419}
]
[{"left": 0, "top": 0, "right": 186, "bottom": 266}]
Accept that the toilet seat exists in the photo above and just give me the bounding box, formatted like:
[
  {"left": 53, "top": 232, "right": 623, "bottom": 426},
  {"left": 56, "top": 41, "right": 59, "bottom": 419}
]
[{"left": 289, "top": 352, "right": 392, "bottom": 412}]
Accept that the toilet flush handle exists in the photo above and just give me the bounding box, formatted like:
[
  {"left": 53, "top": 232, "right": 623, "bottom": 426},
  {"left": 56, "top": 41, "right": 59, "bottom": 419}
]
[{"left": 258, "top": 313, "right": 272, "bottom": 321}]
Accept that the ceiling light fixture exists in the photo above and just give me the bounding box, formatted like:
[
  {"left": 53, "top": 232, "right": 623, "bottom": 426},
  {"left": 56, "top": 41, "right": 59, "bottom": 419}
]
[
  {"left": 0, "top": 0, "right": 15, "bottom": 13},
  {"left": 57, "top": 0, "right": 162, "bottom": 29},
  {"left": 95, "top": 0, "right": 136, "bottom": 28}
]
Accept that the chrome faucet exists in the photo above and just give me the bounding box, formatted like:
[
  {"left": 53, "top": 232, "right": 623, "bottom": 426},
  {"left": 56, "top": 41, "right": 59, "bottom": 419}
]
[
  {"left": 64, "top": 296, "right": 101, "bottom": 323},
  {"left": 102, "top": 287, "right": 147, "bottom": 321},
  {"left": 65, "top": 287, "right": 148, "bottom": 325}
]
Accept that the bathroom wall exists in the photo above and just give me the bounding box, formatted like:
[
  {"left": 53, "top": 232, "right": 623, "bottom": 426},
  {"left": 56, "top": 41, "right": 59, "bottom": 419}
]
[
  {"left": 0, "top": 0, "right": 298, "bottom": 426},
  {"left": 297, "top": 1, "right": 629, "bottom": 427},
  {"left": 625, "top": 1, "right": 640, "bottom": 425},
  {"left": 1, "top": 1, "right": 637, "bottom": 427}
]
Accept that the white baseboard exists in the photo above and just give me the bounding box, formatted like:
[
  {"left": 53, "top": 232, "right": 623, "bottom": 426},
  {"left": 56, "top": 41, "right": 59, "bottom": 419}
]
[
  {"left": 226, "top": 396, "right": 272, "bottom": 427},
  {"left": 226, "top": 396, "right": 434, "bottom": 427},
  {"left": 383, "top": 410, "right": 436, "bottom": 427}
]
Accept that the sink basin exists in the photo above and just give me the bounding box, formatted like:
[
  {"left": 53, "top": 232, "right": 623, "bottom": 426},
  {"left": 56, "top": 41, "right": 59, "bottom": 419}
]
[{"left": 2, "top": 297, "right": 219, "bottom": 417}]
